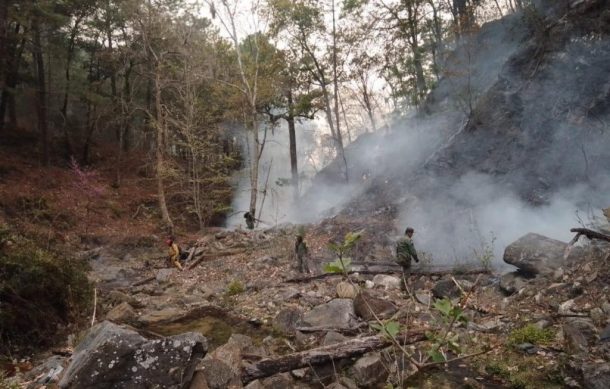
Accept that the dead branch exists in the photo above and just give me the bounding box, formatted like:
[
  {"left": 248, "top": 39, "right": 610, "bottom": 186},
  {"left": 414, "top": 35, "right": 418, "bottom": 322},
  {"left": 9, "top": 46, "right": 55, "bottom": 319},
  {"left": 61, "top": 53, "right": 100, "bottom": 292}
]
[
  {"left": 295, "top": 322, "right": 368, "bottom": 334},
  {"left": 569, "top": 227, "right": 610, "bottom": 243},
  {"left": 131, "top": 275, "right": 156, "bottom": 287},
  {"left": 187, "top": 249, "right": 249, "bottom": 270},
  {"left": 284, "top": 268, "right": 490, "bottom": 284},
  {"left": 241, "top": 331, "right": 426, "bottom": 384}
]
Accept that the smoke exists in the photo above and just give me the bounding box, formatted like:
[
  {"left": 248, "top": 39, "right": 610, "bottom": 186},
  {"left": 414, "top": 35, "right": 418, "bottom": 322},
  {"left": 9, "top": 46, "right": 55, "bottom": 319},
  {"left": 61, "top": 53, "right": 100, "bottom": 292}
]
[{"left": 226, "top": 4, "right": 610, "bottom": 270}]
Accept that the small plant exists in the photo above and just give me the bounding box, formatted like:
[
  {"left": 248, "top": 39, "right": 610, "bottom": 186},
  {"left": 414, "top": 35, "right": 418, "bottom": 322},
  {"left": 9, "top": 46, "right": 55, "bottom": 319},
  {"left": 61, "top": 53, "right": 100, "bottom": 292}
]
[
  {"left": 225, "top": 279, "right": 245, "bottom": 296},
  {"left": 508, "top": 324, "right": 554, "bottom": 346},
  {"left": 426, "top": 298, "right": 469, "bottom": 362},
  {"left": 0, "top": 371, "right": 20, "bottom": 389},
  {"left": 371, "top": 320, "right": 400, "bottom": 339},
  {"left": 324, "top": 230, "right": 363, "bottom": 277},
  {"left": 473, "top": 232, "right": 496, "bottom": 271}
]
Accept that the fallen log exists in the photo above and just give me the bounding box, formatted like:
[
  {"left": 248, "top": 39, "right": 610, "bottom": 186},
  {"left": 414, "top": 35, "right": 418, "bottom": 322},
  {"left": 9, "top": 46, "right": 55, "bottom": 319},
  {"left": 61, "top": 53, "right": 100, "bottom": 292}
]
[
  {"left": 188, "top": 249, "right": 249, "bottom": 270},
  {"left": 284, "top": 268, "right": 490, "bottom": 283},
  {"left": 131, "top": 276, "right": 156, "bottom": 287},
  {"left": 295, "top": 322, "right": 368, "bottom": 334},
  {"left": 569, "top": 228, "right": 610, "bottom": 243},
  {"left": 241, "top": 331, "right": 426, "bottom": 383}
]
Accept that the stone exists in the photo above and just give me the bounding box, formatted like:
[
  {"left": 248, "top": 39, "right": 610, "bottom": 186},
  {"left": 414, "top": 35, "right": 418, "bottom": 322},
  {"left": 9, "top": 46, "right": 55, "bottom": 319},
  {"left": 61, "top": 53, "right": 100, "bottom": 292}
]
[
  {"left": 415, "top": 291, "right": 431, "bottom": 306},
  {"left": 105, "top": 302, "right": 137, "bottom": 324},
  {"left": 349, "top": 353, "right": 388, "bottom": 388},
  {"left": 322, "top": 331, "right": 347, "bottom": 346},
  {"left": 244, "top": 380, "right": 264, "bottom": 389},
  {"left": 534, "top": 319, "right": 552, "bottom": 329},
  {"left": 602, "top": 301, "right": 610, "bottom": 315},
  {"left": 58, "top": 321, "right": 207, "bottom": 389},
  {"left": 364, "top": 280, "right": 374, "bottom": 289},
  {"left": 591, "top": 308, "right": 606, "bottom": 326},
  {"left": 582, "top": 363, "right": 610, "bottom": 389},
  {"left": 107, "top": 290, "right": 144, "bottom": 308},
  {"left": 499, "top": 272, "right": 529, "bottom": 295},
  {"left": 301, "top": 299, "right": 357, "bottom": 330},
  {"left": 278, "top": 287, "right": 300, "bottom": 301},
  {"left": 516, "top": 343, "right": 537, "bottom": 354},
  {"left": 261, "top": 373, "right": 293, "bottom": 389},
  {"left": 189, "top": 371, "right": 210, "bottom": 389},
  {"left": 273, "top": 307, "right": 303, "bottom": 335},
  {"left": 468, "top": 318, "right": 504, "bottom": 332},
  {"left": 207, "top": 341, "right": 242, "bottom": 376},
  {"left": 198, "top": 359, "right": 241, "bottom": 389},
  {"left": 503, "top": 233, "right": 569, "bottom": 276},
  {"left": 156, "top": 268, "right": 176, "bottom": 283},
  {"left": 432, "top": 279, "right": 472, "bottom": 299},
  {"left": 563, "top": 318, "right": 599, "bottom": 353},
  {"left": 600, "top": 324, "right": 610, "bottom": 342},
  {"left": 25, "top": 355, "right": 65, "bottom": 386},
  {"left": 372, "top": 275, "right": 402, "bottom": 290},
  {"left": 336, "top": 282, "right": 358, "bottom": 299},
  {"left": 353, "top": 291, "right": 397, "bottom": 321}
]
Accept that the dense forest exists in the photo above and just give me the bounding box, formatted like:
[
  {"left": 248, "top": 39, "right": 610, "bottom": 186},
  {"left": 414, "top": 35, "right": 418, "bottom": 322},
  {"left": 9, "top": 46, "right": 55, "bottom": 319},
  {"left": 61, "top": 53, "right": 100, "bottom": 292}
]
[{"left": 0, "top": 0, "right": 524, "bottom": 231}]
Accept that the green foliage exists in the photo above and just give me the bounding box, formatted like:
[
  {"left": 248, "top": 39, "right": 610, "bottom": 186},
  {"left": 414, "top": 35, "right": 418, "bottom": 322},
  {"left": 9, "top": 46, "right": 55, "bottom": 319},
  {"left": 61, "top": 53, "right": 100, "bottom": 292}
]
[
  {"left": 433, "top": 298, "right": 468, "bottom": 324},
  {"left": 0, "top": 371, "right": 20, "bottom": 389},
  {"left": 371, "top": 320, "right": 400, "bottom": 339},
  {"left": 225, "top": 279, "right": 245, "bottom": 296},
  {"left": 0, "top": 233, "right": 92, "bottom": 353},
  {"left": 508, "top": 324, "right": 554, "bottom": 346},
  {"left": 325, "top": 230, "right": 363, "bottom": 276},
  {"left": 425, "top": 298, "right": 469, "bottom": 362}
]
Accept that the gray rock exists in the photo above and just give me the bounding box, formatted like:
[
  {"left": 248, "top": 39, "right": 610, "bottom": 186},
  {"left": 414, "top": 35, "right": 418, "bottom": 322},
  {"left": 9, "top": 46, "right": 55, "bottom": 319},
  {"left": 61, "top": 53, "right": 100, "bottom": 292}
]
[
  {"left": 602, "top": 301, "right": 610, "bottom": 315},
  {"left": 107, "top": 290, "right": 144, "bottom": 308},
  {"left": 583, "top": 363, "right": 610, "bottom": 389},
  {"left": 188, "top": 371, "right": 210, "bottom": 389},
  {"left": 372, "top": 275, "right": 402, "bottom": 290},
  {"left": 591, "top": 308, "right": 606, "bottom": 326},
  {"left": 468, "top": 318, "right": 504, "bottom": 332},
  {"left": 156, "top": 268, "right": 176, "bottom": 283},
  {"left": 261, "top": 373, "right": 293, "bottom": 389},
  {"left": 353, "top": 292, "right": 397, "bottom": 321},
  {"left": 322, "top": 331, "right": 347, "bottom": 346},
  {"left": 349, "top": 353, "right": 388, "bottom": 388},
  {"left": 432, "top": 279, "right": 472, "bottom": 299},
  {"left": 25, "top": 355, "right": 65, "bottom": 386},
  {"left": 415, "top": 291, "right": 431, "bottom": 306},
  {"left": 600, "top": 324, "right": 610, "bottom": 342},
  {"left": 503, "top": 233, "right": 569, "bottom": 275},
  {"left": 59, "top": 321, "right": 207, "bottom": 389},
  {"left": 273, "top": 307, "right": 303, "bottom": 335},
  {"left": 244, "top": 380, "right": 264, "bottom": 389},
  {"left": 301, "top": 299, "right": 357, "bottom": 330},
  {"left": 563, "top": 318, "right": 599, "bottom": 353},
  {"left": 277, "top": 287, "right": 300, "bottom": 300},
  {"left": 105, "top": 302, "right": 137, "bottom": 324},
  {"left": 499, "top": 272, "right": 529, "bottom": 295},
  {"left": 198, "top": 359, "right": 241, "bottom": 389}
]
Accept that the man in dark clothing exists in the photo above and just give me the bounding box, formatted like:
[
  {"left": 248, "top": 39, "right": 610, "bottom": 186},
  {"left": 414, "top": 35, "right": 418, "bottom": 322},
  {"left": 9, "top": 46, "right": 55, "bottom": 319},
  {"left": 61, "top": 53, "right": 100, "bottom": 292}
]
[
  {"left": 295, "top": 235, "right": 310, "bottom": 273},
  {"left": 244, "top": 212, "right": 255, "bottom": 230},
  {"left": 396, "top": 227, "right": 419, "bottom": 273}
]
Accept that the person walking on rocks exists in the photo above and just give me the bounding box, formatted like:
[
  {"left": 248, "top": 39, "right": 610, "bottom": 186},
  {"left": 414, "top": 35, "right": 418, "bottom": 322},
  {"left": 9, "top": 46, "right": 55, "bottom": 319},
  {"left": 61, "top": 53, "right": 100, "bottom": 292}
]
[
  {"left": 295, "top": 234, "right": 310, "bottom": 273},
  {"left": 396, "top": 227, "right": 419, "bottom": 274},
  {"left": 166, "top": 237, "right": 184, "bottom": 271}
]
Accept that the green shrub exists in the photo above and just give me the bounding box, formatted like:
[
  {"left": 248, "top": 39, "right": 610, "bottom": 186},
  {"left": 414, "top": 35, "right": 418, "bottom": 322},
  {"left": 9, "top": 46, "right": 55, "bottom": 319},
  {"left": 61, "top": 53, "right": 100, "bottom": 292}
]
[
  {"left": 508, "top": 324, "right": 554, "bottom": 346},
  {"left": 0, "top": 237, "right": 92, "bottom": 353},
  {"left": 225, "top": 280, "right": 245, "bottom": 296}
]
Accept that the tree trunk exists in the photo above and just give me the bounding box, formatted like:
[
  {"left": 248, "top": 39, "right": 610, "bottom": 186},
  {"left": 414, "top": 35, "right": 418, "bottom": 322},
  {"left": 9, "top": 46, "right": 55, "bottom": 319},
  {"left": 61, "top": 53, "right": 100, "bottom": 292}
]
[
  {"left": 286, "top": 89, "right": 299, "bottom": 200},
  {"left": 249, "top": 108, "right": 259, "bottom": 218},
  {"left": 242, "top": 332, "right": 426, "bottom": 383},
  {"left": 33, "top": 16, "right": 49, "bottom": 165},
  {"left": 60, "top": 20, "right": 80, "bottom": 158},
  {"left": 331, "top": 0, "right": 348, "bottom": 182},
  {"left": 0, "top": 0, "right": 7, "bottom": 93},
  {"left": 154, "top": 62, "right": 173, "bottom": 232}
]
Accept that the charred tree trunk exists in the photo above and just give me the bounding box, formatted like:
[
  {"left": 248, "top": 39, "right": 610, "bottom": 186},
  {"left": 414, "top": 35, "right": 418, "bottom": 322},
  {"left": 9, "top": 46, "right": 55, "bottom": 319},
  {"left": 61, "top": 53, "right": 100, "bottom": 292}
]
[
  {"left": 286, "top": 89, "right": 299, "bottom": 199},
  {"left": 0, "top": 1, "right": 7, "bottom": 94},
  {"left": 60, "top": 19, "right": 82, "bottom": 158},
  {"left": 33, "top": 16, "right": 49, "bottom": 165}
]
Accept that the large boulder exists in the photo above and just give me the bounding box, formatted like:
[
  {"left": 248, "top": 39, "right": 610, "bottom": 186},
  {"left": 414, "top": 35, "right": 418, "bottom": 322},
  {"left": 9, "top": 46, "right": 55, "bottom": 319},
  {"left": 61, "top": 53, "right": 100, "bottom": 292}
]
[
  {"left": 353, "top": 292, "right": 397, "bottom": 321},
  {"left": 273, "top": 307, "right": 303, "bottom": 335},
  {"left": 59, "top": 321, "right": 207, "bottom": 389},
  {"left": 301, "top": 299, "right": 357, "bottom": 330},
  {"left": 503, "top": 233, "right": 569, "bottom": 275}
]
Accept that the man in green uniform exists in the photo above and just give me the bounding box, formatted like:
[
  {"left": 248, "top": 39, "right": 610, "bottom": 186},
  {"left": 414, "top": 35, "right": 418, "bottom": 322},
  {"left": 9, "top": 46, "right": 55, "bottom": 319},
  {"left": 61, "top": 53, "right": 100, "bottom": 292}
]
[
  {"left": 396, "top": 227, "right": 419, "bottom": 273},
  {"left": 295, "top": 234, "right": 310, "bottom": 273},
  {"left": 244, "top": 212, "right": 255, "bottom": 230}
]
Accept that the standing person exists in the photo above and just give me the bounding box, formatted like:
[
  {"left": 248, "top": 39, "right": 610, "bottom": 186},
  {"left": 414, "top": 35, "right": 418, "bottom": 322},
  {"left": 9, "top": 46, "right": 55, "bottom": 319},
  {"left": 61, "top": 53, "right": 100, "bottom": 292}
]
[
  {"left": 166, "top": 237, "right": 183, "bottom": 271},
  {"left": 396, "top": 227, "right": 419, "bottom": 274},
  {"left": 295, "top": 234, "right": 310, "bottom": 273},
  {"left": 244, "top": 212, "right": 255, "bottom": 230}
]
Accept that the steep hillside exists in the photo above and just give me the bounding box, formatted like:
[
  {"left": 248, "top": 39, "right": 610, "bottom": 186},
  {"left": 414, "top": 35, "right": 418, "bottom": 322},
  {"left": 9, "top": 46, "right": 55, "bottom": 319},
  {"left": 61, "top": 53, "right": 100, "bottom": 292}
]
[{"left": 302, "top": 0, "right": 610, "bottom": 263}]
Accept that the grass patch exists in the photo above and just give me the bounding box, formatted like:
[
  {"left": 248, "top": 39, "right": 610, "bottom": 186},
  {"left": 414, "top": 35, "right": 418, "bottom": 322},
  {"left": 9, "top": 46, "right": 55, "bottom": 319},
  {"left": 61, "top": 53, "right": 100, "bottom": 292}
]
[
  {"left": 508, "top": 324, "right": 554, "bottom": 346},
  {"left": 0, "top": 225, "right": 92, "bottom": 354},
  {"left": 225, "top": 280, "right": 245, "bottom": 296}
]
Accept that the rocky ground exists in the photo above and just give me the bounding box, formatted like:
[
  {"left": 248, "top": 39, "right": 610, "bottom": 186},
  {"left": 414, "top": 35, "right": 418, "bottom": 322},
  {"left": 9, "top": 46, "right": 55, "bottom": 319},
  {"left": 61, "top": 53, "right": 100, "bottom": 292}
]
[{"left": 5, "top": 220, "right": 610, "bottom": 389}]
